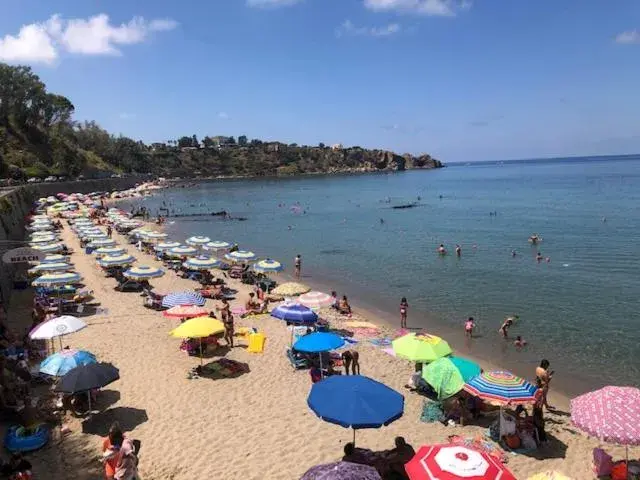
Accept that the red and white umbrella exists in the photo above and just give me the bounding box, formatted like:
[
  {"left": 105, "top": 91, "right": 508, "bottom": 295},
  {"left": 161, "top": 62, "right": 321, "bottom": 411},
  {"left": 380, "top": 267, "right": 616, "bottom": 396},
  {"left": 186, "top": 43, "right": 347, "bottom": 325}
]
[
  {"left": 163, "top": 305, "right": 209, "bottom": 319},
  {"left": 298, "top": 291, "right": 334, "bottom": 309},
  {"left": 405, "top": 445, "right": 516, "bottom": 480}
]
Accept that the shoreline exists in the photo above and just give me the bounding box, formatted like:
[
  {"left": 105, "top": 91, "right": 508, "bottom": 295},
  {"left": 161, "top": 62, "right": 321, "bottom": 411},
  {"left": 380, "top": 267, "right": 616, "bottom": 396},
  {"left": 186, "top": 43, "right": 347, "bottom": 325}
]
[{"left": 18, "top": 197, "right": 637, "bottom": 479}]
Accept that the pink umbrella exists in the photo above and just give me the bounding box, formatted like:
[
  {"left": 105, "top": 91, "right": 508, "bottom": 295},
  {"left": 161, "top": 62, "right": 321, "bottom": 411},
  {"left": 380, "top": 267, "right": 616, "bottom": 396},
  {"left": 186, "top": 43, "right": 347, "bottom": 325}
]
[
  {"left": 162, "top": 305, "right": 209, "bottom": 319},
  {"left": 571, "top": 386, "right": 640, "bottom": 445},
  {"left": 405, "top": 444, "right": 516, "bottom": 480}
]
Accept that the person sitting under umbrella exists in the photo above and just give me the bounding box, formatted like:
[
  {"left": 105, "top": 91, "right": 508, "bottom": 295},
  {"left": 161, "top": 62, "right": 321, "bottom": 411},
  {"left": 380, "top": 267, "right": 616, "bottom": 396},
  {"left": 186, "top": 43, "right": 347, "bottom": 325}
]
[{"left": 379, "top": 437, "right": 416, "bottom": 480}]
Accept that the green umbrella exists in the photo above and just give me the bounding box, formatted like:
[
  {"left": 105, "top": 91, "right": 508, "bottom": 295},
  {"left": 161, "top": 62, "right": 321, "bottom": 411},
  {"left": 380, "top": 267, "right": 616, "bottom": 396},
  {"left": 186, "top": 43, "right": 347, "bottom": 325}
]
[
  {"left": 391, "top": 333, "right": 452, "bottom": 363},
  {"left": 422, "top": 356, "right": 481, "bottom": 399}
]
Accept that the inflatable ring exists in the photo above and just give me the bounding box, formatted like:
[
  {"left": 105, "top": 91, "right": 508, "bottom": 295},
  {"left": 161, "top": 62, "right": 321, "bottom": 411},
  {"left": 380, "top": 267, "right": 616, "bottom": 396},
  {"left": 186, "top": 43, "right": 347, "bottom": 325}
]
[{"left": 4, "top": 424, "right": 49, "bottom": 453}]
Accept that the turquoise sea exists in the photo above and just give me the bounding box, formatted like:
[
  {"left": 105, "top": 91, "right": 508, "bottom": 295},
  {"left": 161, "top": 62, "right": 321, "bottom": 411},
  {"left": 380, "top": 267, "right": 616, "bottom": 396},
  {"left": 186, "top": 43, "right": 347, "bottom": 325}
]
[{"left": 123, "top": 155, "right": 640, "bottom": 396}]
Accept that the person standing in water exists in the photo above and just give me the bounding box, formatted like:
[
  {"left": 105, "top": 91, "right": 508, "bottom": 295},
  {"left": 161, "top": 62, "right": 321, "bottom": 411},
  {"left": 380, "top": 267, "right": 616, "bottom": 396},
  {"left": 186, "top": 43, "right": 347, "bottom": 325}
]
[
  {"left": 400, "top": 297, "right": 408, "bottom": 329},
  {"left": 499, "top": 317, "right": 514, "bottom": 338},
  {"left": 464, "top": 317, "right": 475, "bottom": 337},
  {"left": 455, "top": 245, "right": 461, "bottom": 257},
  {"left": 294, "top": 254, "right": 302, "bottom": 278}
]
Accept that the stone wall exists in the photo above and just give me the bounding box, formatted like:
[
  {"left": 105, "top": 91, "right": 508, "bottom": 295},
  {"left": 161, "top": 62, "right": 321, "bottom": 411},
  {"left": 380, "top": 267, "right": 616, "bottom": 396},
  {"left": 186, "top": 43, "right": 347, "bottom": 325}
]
[{"left": 0, "top": 177, "right": 143, "bottom": 309}]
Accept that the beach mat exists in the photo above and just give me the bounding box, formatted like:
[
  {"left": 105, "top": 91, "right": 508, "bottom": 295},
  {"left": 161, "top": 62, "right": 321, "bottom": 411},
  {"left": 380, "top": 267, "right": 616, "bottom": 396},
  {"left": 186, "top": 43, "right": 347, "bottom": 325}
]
[{"left": 199, "top": 359, "right": 250, "bottom": 380}]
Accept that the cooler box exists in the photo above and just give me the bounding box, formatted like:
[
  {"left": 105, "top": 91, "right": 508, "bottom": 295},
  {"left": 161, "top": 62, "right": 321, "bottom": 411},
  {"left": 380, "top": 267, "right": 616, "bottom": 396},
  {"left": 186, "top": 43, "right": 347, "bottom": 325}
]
[{"left": 248, "top": 333, "right": 266, "bottom": 353}]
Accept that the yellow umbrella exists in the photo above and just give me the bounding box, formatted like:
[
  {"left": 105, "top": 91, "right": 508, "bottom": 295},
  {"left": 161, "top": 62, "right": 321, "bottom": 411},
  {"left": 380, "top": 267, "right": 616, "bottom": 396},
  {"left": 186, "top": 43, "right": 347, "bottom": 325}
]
[
  {"left": 344, "top": 321, "right": 379, "bottom": 329},
  {"left": 169, "top": 316, "right": 225, "bottom": 365},
  {"left": 527, "top": 473, "right": 573, "bottom": 480},
  {"left": 272, "top": 282, "right": 311, "bottom": 296}
]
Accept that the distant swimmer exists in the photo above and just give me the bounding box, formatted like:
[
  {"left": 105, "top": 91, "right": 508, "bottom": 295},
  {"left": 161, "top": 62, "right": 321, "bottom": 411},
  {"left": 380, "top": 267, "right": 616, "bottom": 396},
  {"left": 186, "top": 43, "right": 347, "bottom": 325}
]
[
  {"left": 439, "top": 195, "right": 443, "bottom": 199},
  {"left": 529, "top": 234, "right": 541, "bottom": 245},
  {"left": 380, "top": 218, "right": 385, "bottom": 224},
  {"left": 437, "top": 244, "right": 447, "bottom": 255},
  {"left": 536, "top": 252, "right": 543, "bottom": 263},
  {"left": 511, "top": 250, "right": 517, "bottom": 257},
  {"left": 417, "top": 196, "right": 421, "bottom": 201},
  {"left": 455, "top": 244, "right": 461, "bottom": 257},
  {"left": 514, "top": 335, "right": 527, "bottom": 348},
  {"left": 546, "top": 257, "right": 551, "bottom": 263},
  {"left": 602, "top": 216, "right": 607, "bottom": 223}
]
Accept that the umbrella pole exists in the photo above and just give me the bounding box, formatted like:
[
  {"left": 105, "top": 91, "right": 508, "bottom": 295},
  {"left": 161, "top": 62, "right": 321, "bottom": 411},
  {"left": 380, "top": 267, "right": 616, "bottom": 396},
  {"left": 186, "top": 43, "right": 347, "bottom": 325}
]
[
  {"left": 87, "top": 391, "right": 92, "bottom": 413},
  {"left": 59, "top": 336, "right": 63, "bottom": 351},
  {"left": 353, "top": 429, "right": 356, "bottom": 447},
  {"left": 199, "top": 338, "right": 203, "bottom": 366}
]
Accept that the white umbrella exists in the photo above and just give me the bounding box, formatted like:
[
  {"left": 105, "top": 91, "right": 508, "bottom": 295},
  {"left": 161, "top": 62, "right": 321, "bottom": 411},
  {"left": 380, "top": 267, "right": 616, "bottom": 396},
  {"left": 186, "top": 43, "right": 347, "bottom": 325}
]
[
  {"left": 203, "top": 241, "right": 232, "bottom": 252},
  {"left": 29, "top": 315, "right": 87, "bottom": 350},
  {"left": 186, "top": 236, "right": 211, "bottom": 246},
  {"left": 225, "top": 250, "right": 257, "bottom": 263},
  {"left": 298, "top": 291, "right": 335, "bottom": 309}
]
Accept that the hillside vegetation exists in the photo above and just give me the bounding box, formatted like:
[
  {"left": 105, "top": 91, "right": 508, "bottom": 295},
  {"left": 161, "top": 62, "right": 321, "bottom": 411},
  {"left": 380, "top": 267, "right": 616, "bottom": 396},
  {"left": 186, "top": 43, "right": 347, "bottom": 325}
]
[{"left": 0, "top": 63, "right": 442, "bottom": 180}]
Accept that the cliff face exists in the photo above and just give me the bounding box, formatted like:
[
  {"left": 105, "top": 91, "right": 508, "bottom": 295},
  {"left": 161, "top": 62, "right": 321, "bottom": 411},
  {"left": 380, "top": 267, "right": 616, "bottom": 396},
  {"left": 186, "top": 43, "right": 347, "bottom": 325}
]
[{"left": 148, "top": 144, "right": 443, "bottom": 178}]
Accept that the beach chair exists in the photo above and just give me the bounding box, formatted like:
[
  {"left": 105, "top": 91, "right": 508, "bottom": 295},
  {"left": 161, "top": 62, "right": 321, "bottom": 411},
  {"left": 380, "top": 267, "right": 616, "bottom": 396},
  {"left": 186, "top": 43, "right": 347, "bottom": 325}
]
[
  {"left": 592, "top": 448, "right": 613, "bottom": 477},
  {"left": 286, "top": 349, "right": 309, "bottom": 369}
]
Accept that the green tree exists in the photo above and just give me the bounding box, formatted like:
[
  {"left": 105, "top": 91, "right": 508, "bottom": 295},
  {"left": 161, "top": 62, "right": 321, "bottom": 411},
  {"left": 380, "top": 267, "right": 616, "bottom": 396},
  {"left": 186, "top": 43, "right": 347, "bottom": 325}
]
[
  {"left": 238, "top": 135, "right": 248, "bottom": 146},
  {"left": 319, "top": 142, "right": 325, "bottom": 148},
  {"left": 202, "top": 136, "right": 214, "bottom": 148},
  {"left": 227, "top": 136, "right": 236, "bottom": 145},
  {"left": 177, "top": 136, "right": 192, "bottom": 148},
  {"left": 191, "top": 134, "right": 199, "bottom": 147}
]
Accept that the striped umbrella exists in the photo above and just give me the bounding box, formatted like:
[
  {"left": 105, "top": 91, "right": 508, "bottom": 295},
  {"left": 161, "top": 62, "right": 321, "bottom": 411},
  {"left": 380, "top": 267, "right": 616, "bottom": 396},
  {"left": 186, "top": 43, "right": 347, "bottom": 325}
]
[
  {"left": 163, "top": 305, "right": 209, "bottom": 319},
  {"left": 253, "top": 259, "right": 284, "bottom": 273},
  {"left": 29, "top": 236, "right": 57, "bottom": 245},
  {"left": 185, "top": 236, "right": 211, "bottom": 246},
  {"left": 123, "top": 265, "right": 165, "bottom": 280},
  {"left": 271, "top": 303, "right": 318, "bottom": 325},
  {"left": 32, "top": 243, "right": 64, "bottom": 253},
  {"left": 28, "top": 262, "right": 72, "bottom": 274},
  {"left": 299, "top": 291, "right": 335, "bottom": 309},
  {"left": 167, "top": 246, "right": 198, "bottom": 257},
  {"left": 162, "top": 291, "right": 206, "bottom": 308},
  {"left": 32, "top": 272, "right": 82, "bottom": 286},
  {"left": 88, "top": 239, "right": 117, "bottom": 248},
  {"left": 155, "top": 241, "right": 181, "bottom": 251},
  {"left": 29, "top": 223, "right": 54, "bottom": 231},
  {"left": 463, "top": 371, "right": 538, "bottom": 406},
  {"left": 225, "top": 250, "right": 257, "bottom": 263},
  {"left": 183, "top": 256, "right": 221, "bottom": 270},
  {"left": 94, "top": 246, "right": 126, "bottom": 257},
  {"left": 140, "top": 231, "right": 167, "bottom": 241},
  {"left": 29, "top": 233, "right": 57, "bottom": 242},
  {"left": 98, "top": 254, "right": 136, "bottom": 267},
  {"left": 41, "top": 254, "right": 68, "bottom": 264},
  {"left": 40, "top": 349, "right": 97, "bottom": 377},
  {"left": 82, "top": 231, "right": 108, "bottom": 239},
  {"left": 203, "top": 241, "right": 232, "bottom": 252}
]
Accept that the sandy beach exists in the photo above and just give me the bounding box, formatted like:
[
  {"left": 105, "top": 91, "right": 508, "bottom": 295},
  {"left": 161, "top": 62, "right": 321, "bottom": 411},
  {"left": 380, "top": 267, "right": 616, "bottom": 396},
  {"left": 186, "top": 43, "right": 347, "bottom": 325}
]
[{"left": 9, "top": 212, "right": 638, "bottom": 480}]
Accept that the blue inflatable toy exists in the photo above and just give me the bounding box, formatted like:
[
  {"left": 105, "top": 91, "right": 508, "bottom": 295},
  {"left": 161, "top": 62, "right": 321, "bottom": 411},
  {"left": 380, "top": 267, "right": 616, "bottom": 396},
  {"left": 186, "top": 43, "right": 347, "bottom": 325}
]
[{"left": 4, "top": 425, "right": 49, "bottom": 452}]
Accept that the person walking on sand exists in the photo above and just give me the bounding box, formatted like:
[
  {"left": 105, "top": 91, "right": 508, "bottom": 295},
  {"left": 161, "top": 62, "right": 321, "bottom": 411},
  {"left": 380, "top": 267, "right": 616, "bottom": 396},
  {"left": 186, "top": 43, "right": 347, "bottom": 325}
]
[
  {"left": 223, "top": 312, "right": 234, "bottom": 348},
  {"left": 107, "top": 225, "right": 112, "bottom": 238},
  {"left": 400, "top": 297, "right": 408, "bottom": 329},
  {"left": 294, "top": 254, "right": 302, "bottom": 278}
]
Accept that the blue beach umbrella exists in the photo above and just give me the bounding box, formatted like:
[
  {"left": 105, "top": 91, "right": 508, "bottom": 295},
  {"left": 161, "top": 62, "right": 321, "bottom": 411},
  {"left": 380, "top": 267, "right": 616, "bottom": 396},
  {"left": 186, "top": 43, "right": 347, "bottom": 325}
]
[
  {"left": 123, "top": 265, "right": 165, "bottom": 280},
  {"left": 185, "top": 236, "right": 211, "bottom": 246},
  {"left": 32, "top": 272, "right": 81, "bottom": 286},
  {"left": 88, "top": 238, "right": 117, "bottom": 248},
  {"left": 155, "top": 241, "right": 181, "bottom": 251},
  {"left": 225, "top": 250, "right": 257, "bottom": 263},
  {"left": 97, "top": 254, "right": 136, "bottom": 267},
  {"left": 40, "top": 349, "right": 96, "bottom": 377},
  {"left": 271, "top": 303, "right": 318, "bottom": 325},
  {"left": 167, "top": 246, "right": 198, "bottom": 257},
  {"left": 32, "top": 243, "right": 64, "bottom": 253},
  {"left": 162, "top": 291, "right": 206, "bottom": 308},
  {"left": 94, "top": 246, "right": 126, "bottom": 257},
  {"left": 182, "top": 256, "right": 221, "bottom": 270},
  {"left": 253, "top": 259, "right": 284, "bottom": 273},
  {"left": 28, "top": 262, "right": 72, "bottom": 274},
  {"left": 294, "top": 332, "right": 345, "bottom": 377},
  {"left": 307, "top": 375, "right": 404, "bottom": 445},
  {"left": 203, "top": 241, "right": 232, "bottom": 252}
]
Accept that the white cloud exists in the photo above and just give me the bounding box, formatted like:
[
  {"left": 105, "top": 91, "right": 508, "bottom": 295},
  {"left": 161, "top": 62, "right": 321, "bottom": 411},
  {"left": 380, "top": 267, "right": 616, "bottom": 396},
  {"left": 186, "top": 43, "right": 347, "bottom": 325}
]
[
  {"left": 364, "top": 0, "right": 471, "bottom": 16},
  {"left": 336, "top": 20, "right": 401, "bottom": 38},
  {"left": 0, "top": 14, "right": 178, "bottom": 65},
  {"left": 218, "top": 112, "right": 229, "bottom": 119},
  {"left": 615, "top": 30, "right": 640, "bottom": 45},
  {"left": 0, "top": 18, "right": 59, "bottom": 64},
  {"left": 246, "top": 0, "right": 302, "bottom": 7},
  {"left": 119, "top": 112, "right": 136, "bottom": 120}
]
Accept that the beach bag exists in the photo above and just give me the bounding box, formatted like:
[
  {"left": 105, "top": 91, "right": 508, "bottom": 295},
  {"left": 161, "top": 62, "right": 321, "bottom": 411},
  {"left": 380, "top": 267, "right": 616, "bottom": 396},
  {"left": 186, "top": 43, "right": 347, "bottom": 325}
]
[
  {"left": 592, "top": 447, "right": 613, "bottom": 476},
  {"left": 504, "top": 434, "right": 520, "bottom": 449}
]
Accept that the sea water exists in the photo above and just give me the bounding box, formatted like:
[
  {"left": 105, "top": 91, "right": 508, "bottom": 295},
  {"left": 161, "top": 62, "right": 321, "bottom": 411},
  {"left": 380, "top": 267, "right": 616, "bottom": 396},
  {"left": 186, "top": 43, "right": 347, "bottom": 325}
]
[{"left": 124, "top": 156, "right": 640, "bottom": 395}]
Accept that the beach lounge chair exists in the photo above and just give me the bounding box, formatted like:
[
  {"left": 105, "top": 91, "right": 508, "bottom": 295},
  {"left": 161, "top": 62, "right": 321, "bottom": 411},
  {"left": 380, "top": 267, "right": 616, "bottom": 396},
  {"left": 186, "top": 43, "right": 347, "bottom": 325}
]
[{"left": 286, "top": 349, "right": 309, "bottom": 369}]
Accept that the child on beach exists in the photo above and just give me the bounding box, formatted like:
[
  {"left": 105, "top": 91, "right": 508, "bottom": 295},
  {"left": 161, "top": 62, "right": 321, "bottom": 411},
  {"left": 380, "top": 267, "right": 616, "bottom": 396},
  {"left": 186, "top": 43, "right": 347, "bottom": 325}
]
[
  {"left": 400, "top": 298, "right": 408, "bottom": 329},
  {"left": 464, "top": 317, "right": 475, "bottom": 337}
]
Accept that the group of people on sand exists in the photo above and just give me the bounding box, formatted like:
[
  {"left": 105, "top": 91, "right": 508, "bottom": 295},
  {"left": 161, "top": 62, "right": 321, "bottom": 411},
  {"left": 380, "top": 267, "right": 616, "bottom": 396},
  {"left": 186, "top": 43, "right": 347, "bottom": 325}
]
[
  {"left": 101, "top": 422, "right": 140, "bottom": 480},
  {"left": 342, "top": 436, "right": 415, "bottom": 480}
]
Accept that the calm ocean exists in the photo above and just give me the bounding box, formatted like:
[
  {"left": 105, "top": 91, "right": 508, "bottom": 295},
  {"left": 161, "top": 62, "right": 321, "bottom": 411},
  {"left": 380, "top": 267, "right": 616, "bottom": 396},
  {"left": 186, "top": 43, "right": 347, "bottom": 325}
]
[{"left": 123, "top": 155, "right": 640, "bottom": 396}]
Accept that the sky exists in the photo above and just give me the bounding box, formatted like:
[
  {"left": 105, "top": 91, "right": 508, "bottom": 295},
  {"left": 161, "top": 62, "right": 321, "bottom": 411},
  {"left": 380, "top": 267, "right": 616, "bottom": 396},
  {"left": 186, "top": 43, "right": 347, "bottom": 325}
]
[{"left": 1, "top": 0, "right": 639, "bottom": 163}]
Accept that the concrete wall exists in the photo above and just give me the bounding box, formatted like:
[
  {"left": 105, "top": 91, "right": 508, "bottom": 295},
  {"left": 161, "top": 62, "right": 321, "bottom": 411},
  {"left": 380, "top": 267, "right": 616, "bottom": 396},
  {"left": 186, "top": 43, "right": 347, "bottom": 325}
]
[{"left": 0, "top": 176, "right": 143, "bottom": 310}]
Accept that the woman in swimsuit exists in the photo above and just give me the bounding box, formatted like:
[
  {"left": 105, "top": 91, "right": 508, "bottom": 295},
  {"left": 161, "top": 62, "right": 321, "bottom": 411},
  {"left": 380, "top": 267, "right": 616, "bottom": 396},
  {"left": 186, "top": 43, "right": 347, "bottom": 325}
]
[
  {"left": 464, "top": 317, "right": 475, "bottom": 337},
  {"left": 400, "top": 297, "right": 408, "bottom": 329},
  {"left": 499, "top": 318, "right": 513, "bottom": 338}
]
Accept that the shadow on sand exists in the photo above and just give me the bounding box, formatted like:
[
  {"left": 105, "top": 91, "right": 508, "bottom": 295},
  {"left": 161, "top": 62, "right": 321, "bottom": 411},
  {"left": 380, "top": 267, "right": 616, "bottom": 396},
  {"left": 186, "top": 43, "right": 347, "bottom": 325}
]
[{"left": 81, "top": 407, "right": 149, "bottom": 436}]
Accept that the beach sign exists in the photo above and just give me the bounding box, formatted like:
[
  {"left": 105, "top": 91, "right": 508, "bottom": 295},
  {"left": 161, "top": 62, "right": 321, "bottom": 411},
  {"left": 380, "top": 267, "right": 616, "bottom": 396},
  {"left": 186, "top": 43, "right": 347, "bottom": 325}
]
[{"left": 2, "top": 247, "right": 44, "bottom": 264}]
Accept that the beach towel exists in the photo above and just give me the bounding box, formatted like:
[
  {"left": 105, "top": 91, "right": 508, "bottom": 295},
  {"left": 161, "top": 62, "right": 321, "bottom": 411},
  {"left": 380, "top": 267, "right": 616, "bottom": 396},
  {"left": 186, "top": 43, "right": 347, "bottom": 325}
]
[
  {"left": 447, "top": 434, "right": 507, "bottom": 464},
  {"left": 369, "top": 337, "right": 392, "bottom": 347},
  {"left": 420, "top": 400, "right": 445, "bottom": 423},
  {"left": 200, "top": 359, "right": 249, "bottom": 379},
  {"left": 381, "top": 347, "right": 396, "bottom": 357}
]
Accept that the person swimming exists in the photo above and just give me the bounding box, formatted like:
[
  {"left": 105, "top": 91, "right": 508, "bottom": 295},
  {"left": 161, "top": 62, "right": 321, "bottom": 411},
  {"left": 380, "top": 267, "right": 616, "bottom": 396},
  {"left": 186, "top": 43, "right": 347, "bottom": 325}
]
[
  {"left": 514, "top": 335, "right": 527, "bottom": 347},
  {"left": 455, "top": 245, "right": 461, "bottom": 257},
  {"left": 511, "top": 249, "right": 517, "bottom": 257},
  {"left": 437, "top": 244, "right": 447, "bottom": 255},
  {"left": 536, "top": 252, "right": 543, "bottom": 263}
]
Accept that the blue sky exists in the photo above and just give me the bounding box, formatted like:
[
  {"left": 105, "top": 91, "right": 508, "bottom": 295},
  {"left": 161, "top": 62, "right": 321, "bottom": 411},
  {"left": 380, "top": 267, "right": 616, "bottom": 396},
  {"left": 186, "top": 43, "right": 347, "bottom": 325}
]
[{"left": 1, "top": 0, "right": 639, "bottom": 162}]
